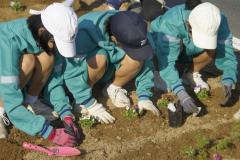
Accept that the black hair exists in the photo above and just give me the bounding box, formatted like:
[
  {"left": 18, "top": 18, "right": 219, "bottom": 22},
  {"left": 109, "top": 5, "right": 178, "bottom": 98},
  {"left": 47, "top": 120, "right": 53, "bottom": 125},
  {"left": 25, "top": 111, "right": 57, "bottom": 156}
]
[
  {"left": 27, "top": 15, "right": 56, "bottom": 54},
  {"left": 140, "top": 0, "right": 167, "bottom": 22},
  {"left": 185, "top": 0, "right": 202, "bottom": 10}
]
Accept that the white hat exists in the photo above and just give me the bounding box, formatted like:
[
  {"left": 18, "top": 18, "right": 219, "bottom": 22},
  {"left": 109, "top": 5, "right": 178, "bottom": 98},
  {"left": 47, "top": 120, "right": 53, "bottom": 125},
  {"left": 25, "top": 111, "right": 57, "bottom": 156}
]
[
  {"left": 188, "top": 2, "right": 221, "bottom": 49},
  {"left": 30, "top": 2, "right": 78, "bottom": 57}
]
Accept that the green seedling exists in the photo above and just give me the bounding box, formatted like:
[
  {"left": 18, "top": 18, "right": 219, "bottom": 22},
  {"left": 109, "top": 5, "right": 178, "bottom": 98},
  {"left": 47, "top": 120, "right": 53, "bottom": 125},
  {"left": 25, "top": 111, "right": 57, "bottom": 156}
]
[
  {"left": 79, "top": 117, "right": 96, "bottom": 128},
  {"left": 181, "top": 146, "right": 197, "bottom": 159},
  {"left": 195, "top": 134, "right": 211, "bottom": 149},
  {"left": 196, "top": 89, "right": 209, "bottom": 101},
  {"left": 197, "top": 149, "right": 208, "bottom": 160},
  {"left": 123, "top": 107, "right": 138, "bottom": 119},
  {"left": 10, "top": 1, "right": 24, "bottom": 12},
  {"left": 215, "top": 138, "right": 231, "bottom": 151},
  {"left": 230, "top": 122, "right": 240, "bottom": 140},
  {"left": 157, "top": 98, "right": 169, "bottom": 109}
]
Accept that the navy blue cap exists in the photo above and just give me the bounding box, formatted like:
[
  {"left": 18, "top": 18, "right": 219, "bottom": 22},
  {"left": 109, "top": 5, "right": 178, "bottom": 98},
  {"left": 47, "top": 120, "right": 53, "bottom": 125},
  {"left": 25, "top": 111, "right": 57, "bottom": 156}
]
[{"left": 110, "top": 11, "right": 153, "bottom": 61}]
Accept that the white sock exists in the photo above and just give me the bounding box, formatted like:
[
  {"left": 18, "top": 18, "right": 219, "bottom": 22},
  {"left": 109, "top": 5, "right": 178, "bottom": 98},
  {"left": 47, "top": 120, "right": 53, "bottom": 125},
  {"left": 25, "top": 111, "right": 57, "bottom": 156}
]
[
  {"left": 0, "top": 107, "right": 4, "bottom": 116},
  {"left": 24, "top": 94, "right": 38, "bottom": 104},
  {"left": 109, "top": 84, "right": 121, "bottom": 90},
  {"left": 0, "top": 107, "right": 10, "bottom": 126}
]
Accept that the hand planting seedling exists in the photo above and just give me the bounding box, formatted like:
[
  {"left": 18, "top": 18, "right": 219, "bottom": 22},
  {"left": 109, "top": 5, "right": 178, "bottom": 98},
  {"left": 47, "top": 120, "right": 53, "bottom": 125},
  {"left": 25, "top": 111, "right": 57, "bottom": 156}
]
[
  {"left": 123, "top": 106, "right": 139, "bottom": 119},
  {"left": 79, "top": 116, "right": 96, "bottom": 128},
  {"left": 10, "top": 1, "right": 24, "bottom": 12},
  {"left": 196, "top": 89, "right": 209, "bottom": 101}
]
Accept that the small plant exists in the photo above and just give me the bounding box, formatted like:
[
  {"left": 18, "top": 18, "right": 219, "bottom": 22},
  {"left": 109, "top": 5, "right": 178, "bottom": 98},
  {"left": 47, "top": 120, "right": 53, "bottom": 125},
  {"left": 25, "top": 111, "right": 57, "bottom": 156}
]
[
  {"left": 157, "top": 98, "right": 169, "bottom": 109},
  {"left": 123, "top": 107, "right": 138, "bottom": 119},
  {"left": 79, "top": 116, "right": 96, "bottom": 128},
  {"left": 10, "top": 1, "right": 24, "bottom": 12},
  {"left": 196, "top": 89, "right": 209, "bottom": 101},
  {"left": 197, "top": 149, "right": 208, "bottom": 160},
  {"left": 181, "top": 146, "right": 197, "bottom": 158},
  {"left": 195, "top": 134, "right": 211, "bottom": 149},
  {"left": 214, "top": 138, "right": 231, "bottom": 151},
  {"left": 230, "top": 122, "right": 240, "bottom": 140}
]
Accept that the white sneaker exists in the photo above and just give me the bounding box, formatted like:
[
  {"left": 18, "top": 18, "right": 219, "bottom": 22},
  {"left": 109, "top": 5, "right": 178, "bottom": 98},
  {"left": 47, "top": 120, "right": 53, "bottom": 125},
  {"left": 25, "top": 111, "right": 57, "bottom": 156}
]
[
  {"left": 27, "top": 100, "right": 59, "bottom": 122},
  {"left": 104, "top": 84, "right": 130, "bottom": 108},
  {"left": 0, "top": 116, "right": 8, "bottom": 139},
  {"left": 182, "top": 72, "right": 210, "bottom": 92}
]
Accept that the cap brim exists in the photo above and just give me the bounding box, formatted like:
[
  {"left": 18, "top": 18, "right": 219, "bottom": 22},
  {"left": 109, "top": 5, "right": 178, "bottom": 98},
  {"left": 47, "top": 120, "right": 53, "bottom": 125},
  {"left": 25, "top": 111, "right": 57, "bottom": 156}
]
[
  {"left": 54, "top": 37, "right": 76, "bottom": 58},
  {"left": 123, "top": 43, "right": 153, "bottom": 61},
  {"left": 192, "top": 28, "right": 217, "bottom": 49}
]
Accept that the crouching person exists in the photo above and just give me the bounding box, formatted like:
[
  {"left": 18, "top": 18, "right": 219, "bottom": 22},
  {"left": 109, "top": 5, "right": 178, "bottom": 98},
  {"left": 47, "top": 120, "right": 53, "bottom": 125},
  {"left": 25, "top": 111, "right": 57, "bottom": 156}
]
[
  {"left": 0, "top": 3, "right": 80, "bottom": 146},
  {"left": 62, "top": 10, "right": 159, "bottom": 120},
  {"left": 150, "top": 2, "right": 237, "bottom": 114}
]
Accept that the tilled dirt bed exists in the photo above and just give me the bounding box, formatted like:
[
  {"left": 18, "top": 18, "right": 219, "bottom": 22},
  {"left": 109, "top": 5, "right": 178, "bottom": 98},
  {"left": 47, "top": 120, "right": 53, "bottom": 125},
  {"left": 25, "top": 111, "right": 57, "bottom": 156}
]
[{"left": 0, "top": 1, "right": 240, "bottom": 160}]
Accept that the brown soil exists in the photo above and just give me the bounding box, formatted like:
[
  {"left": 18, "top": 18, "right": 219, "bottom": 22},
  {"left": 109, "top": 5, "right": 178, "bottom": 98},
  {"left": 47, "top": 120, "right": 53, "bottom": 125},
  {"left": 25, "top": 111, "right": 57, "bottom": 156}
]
[{"left": 0, "top": 1, "right": 240, "bottom": 160}]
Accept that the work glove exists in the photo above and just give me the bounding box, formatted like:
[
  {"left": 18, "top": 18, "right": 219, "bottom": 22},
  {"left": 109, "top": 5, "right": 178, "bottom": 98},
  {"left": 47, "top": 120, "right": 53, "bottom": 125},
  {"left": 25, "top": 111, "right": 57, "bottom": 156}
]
[
  {"left": 177, "top": 90, "right": 199, "bottom": 114},
  {"left": 106, "top": 0, "right": 128, "bottom": 9},
  {"left": 220, "top": 84, "right": 233, "bottom": 106},
  {"left": 80, "top": 101, "right": 115, "bottom": 124},
  {"left": 48, "top": 128, "right": 77, "bottom": 147},
  {"left": 63, "top": 116, "right": 81, "bottom": 144},
  {"left": 138, "top": 100, "right": 160, "bottom": 116}
]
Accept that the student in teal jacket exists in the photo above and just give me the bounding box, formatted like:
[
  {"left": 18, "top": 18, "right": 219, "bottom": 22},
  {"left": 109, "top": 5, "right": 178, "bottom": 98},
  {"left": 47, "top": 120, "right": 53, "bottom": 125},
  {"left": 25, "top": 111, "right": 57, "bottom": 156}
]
[
  {"left": 0, "top": 3, "right": 81, "bottom": 146},
  {"left": 44, "top": 11, "right": 160, "bottom": 125},
  {"left": 74, "top": 11, "right": 159, "bottom": 117},
  {"left": 150, "top": 2, "right": 237, "bottom": 114}
]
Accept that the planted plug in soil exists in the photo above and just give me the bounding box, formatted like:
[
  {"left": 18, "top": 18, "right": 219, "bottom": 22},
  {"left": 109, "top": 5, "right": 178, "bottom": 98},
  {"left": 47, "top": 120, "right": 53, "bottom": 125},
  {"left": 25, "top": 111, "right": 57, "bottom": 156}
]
[
  {"left": 123, "top": 106, "right": 139, "bottom": 120},
  {"left": 79, "top": 116, "right": 96, "bottom": 128},
  {"left": 196, "top": 89, "right": 210, "bottom": 101},
  {"left": 157, "top": 93, "right": 176, "bottom": 109}
]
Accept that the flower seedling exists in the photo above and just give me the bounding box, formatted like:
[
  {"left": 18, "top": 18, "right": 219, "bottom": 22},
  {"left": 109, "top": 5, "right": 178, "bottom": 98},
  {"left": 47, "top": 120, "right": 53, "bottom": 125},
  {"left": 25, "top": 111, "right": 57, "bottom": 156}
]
[
  {"left": 79, "top": 116, "right": 96, "bottom": 128},
  {"left": 197, "top": 149, "right": 209, "bottom": 160},
  {"left": 123, "top": 106, "right": 139, "bottom": 119},
  {"left": 10, "top": 1, "right": 24, "bottom": 12},
  {"left": 157, "top": 98, "right": 169, "bottom": 109},
  {"left": 195, "top": 134, "right": 211, "bottom": 149},
  {"left": 196, "top": 89, "right": 209, "bottom": 101},
  {"left": 230, "top": 122, "right": 240, "bottom": 140},
  {"left": 181, "top": 146, "right": 197, "bottom": 159},
  {"left": 214, "top": 138, "right": 231, "bottom": 151}
]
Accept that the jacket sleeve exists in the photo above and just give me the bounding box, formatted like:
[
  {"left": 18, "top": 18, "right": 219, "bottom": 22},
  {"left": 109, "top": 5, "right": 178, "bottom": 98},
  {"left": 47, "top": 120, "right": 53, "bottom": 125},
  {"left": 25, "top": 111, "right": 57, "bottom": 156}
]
[
  {"left": 135, "top": 58, "right": 155, "bottom": 100},
  {"left": 64, "top": 58, "right": 96, "bottom": 108},
  {"left": 0, "top": 80, "right": 53, "bottom": 139},
  {"left": 151, "top": 17, "right": 184, "bottom": 94},
  {"left": 43, "top": 56, "right": 73, "bottom": 119},
  {"left": 215, "top": 15, "right": 237, "bottom": 85}
]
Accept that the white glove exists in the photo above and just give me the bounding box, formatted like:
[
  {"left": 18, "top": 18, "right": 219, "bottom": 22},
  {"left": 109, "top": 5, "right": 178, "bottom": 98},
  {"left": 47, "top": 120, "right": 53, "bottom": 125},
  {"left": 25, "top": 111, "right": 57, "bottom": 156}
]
[
  {"left": 138, "top": 100, "right": 160, "bottom": 117},
  {"left": 80, "top": 101, "right": 115, "bottom": 124}
]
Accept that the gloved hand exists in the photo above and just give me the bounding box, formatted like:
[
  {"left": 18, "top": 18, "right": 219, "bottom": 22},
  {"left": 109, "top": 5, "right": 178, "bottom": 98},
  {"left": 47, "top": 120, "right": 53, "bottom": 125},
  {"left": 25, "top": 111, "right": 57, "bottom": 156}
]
[
  {"left": 220, "top": 84, "right": 232, "bottom": 106},
  {"left": 63, "top": 116, "right": 81, "bottom": 144},
  {"left": 106, "top": 0, "right": 128, "bottom": 9},
  {"left": 177, "top": 90, "right": 199, "bottom": 114},
  {"left": 80, "top": 101, "right": 115, "bottom": 124},
  {"left": 48, "top": 128, "right": 77, "bottom": 147},
  {"left": 138, "top": 100, "right": 160, "bottom": 116}
]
